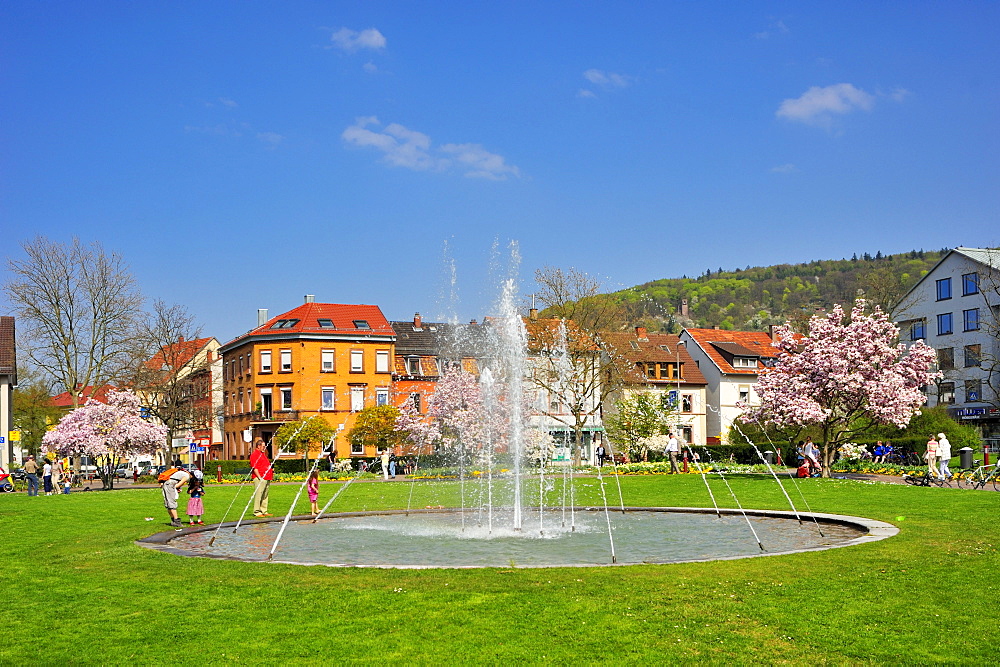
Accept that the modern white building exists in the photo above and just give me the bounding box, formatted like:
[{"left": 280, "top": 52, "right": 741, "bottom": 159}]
[
  {"left": 895, "top": 247, "right": 1000, "bottom": 442},
  {"left": 678, "top": 327, "right": 780, "bottom": 445}
]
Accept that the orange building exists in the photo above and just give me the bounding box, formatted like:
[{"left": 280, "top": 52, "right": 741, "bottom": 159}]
[{"left": 219, "top": 298, "right": 395, "bottom": 460}]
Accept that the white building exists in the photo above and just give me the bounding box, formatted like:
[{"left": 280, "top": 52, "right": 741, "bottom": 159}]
[
  {"left": 895, "top": 247, "right": 1000, "bottom": 442},
  {"left": 678, "top": 328, "right": 780, "bottom": 445},
  {"left": 0, "top": 317, "right": 15, "bottom": 467}
]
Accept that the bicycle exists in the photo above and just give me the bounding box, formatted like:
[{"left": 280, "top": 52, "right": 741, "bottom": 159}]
[
  {"left": 956, "top": 464, "right": 998, "bottom": 491},
  {"left": 902, "top": 471, "right": 953, "bottom": 488}
]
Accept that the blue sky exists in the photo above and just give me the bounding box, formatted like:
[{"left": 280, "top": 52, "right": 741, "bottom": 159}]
[{"left": 2, "top": 1, "right": 998, "bottom": 343}]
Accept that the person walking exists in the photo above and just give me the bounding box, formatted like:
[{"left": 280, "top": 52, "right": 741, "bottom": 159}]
[
  {"left": 380, "top": 450, "right": 390, "bottom": 480},
  {"left": 595, "top": 443, "right": 607, "bottom": 467},
  {"left": 936, "top": 432, "right": 952, "bottom": 480},
  {"left": 924, "top": 434, "right": 939, "bottom": 477},
  {"left": 42, "top": 459, "right": 53, "bottom": 495},
  {"left": 250, "top": 438, "right": 273, "bottom": 517},
  {"left": 186, "top": 472, "right": 205, "bottom": 525},
  {"left": 160, "top": 466, "right": 192, "bottom": 528},
  {"left": 307, "top": 469, "right": 320, "bottom": 516},
  {"left": 389, "top": 451, "right": 397, "bottom": 478},
  {"left": 23, "top": 456, "right": 39, "bottom": 496},
  {"left": 665, "top": 433, "right": 680, "bottom": 474}
]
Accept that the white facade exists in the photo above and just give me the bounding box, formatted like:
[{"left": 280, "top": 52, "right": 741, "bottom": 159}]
[{"left": 895, "top": 247, "right": 1000, "bottom": 438}]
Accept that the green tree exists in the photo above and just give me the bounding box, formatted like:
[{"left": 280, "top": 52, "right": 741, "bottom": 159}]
[
  {"left": 604, "top": 394, "right": 672, "bottom": 462},
  {"left": 348, "top": 405, "right": 407, "bottom": 453},
  {"left": 272, "top": 416, "right": 336, "bottom": 456}
]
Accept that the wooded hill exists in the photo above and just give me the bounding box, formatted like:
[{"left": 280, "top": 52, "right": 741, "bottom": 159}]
[{"left": 603, "top": 248, "right": 948, "bottom": 333}]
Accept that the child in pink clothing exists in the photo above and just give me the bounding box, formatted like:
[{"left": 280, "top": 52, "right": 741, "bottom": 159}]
[{"left": 307, "top": 470, "right": 319, "bottom": 516}]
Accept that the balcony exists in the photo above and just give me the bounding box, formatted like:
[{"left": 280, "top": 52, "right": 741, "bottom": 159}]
[{"left": 251, "top": 409, "right": 299, "bottom": 423}]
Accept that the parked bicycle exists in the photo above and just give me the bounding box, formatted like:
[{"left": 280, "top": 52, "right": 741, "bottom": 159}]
[
  {"left": 902, "top": 471, "right": 953, "bottom": 488},
  {"left": 956, "top": 464, "right": 998, "bottom": 491}
]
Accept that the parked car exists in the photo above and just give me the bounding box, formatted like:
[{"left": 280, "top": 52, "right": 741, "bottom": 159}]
[{"left": 114, "top": 464, "right": 131, "bottom": 478}]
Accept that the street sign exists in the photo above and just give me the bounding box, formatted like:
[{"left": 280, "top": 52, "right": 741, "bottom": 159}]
[{"left": 189, "top": 444, "right": 207, "bottom": 453}]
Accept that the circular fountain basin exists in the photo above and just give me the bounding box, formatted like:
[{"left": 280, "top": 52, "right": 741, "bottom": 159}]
[{"left": 140, "top": 507, "right": 896, "bottom": 569}]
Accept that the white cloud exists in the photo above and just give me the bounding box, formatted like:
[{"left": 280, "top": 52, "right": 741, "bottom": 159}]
[
  {"left": 776, "top": 83, "right": 875, "bottom": 127},
  {"left": 342, "top": 117, "right": 520, "bottom": 180},
  {"left": 363, "top": 62, "right": 378, "bottom": 74},
  {"left": 329, "top": 27, "right": 386, "bottom": 53},
  {"left": 256, "top": 132, "right": 284, "bottom": 147},
  {"left": 583, "top": 69, "right": 632, "bottom": 89},
  {"left": 889, "top": 87, "right": 911, "bottom": 102},
  {"left": 577, "top": 89, "right": 597, "bottom": 99},
  {"left": 440, "top": 143, "right": 521, "bottom": 180},
  {"left": 769, "top": 163, "right": 798, "bottom": 174},
  {"left": 753, "top": 19, "right": 789, "bottom": 40},
  {"left": 219, "top": 97, "right": 238, "bottom": 108}
]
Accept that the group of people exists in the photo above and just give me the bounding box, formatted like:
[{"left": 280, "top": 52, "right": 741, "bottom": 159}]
[
  {"left": 19, "top": 455, "right": 72, "bottom": 496},
  {"left": 159, "top": 464, "right": 206, "bottom": 528},
  {"left": 797, "top": 437, "right": 823, "bottom": 476},
  {"left": 924, "top": 433, "right": 953, "bottom": 480}
]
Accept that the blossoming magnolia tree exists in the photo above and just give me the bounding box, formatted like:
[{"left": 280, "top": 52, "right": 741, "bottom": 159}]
[
  {"left": 42, "top": 389, "right": 167, "bottom": 490},
  {"left": 742, "top": 300, "right": 939, "bottom": 476}
]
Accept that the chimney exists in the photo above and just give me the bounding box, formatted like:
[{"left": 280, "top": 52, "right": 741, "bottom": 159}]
[
  {"left": 257, "top": 309, "right": 268, "bottom": 327},
  {"left": 413, "top": 312, "right": 422, "bottom": 329},
  {"left": 529, "top": 308, "right": 539, "bottom": 321},
  {"left": 304, "top": 294, "right": 315, "bottom": 304},
  {"left": 769, "top": 325, "right": 779, "bottom": 340},
  {"left": 635, "top": 326, "right": 648, "bottom": 340},
  {"left": 178, "top": 335, "right": 184, "bottom": 343},
  {"left": 680, "top": 298, "right": 689, "bottom": 318},
  {"left": 712, "top": 325, "right": 720, "bottom": 330}
]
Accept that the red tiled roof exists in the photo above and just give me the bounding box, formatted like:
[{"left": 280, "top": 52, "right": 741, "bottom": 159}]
[
  {"left": 225, "top": 303, "right": 394, "bottom": 348},
  {"left": 602, "top": 331, "right": 707, "bottom": 385},
  {"left": 683, "top": 328, "right": 779, "bottom": 375},
  {"left": 50, "top": 384, "right": 114, "bottom": 408},
  {"left": 145, "top": 337, "right": 214, "bottom": 371}
]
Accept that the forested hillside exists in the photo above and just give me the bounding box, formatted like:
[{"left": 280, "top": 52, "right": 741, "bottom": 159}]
[{"left": 606, "top": 248, "right": 948, "bottom": 333}]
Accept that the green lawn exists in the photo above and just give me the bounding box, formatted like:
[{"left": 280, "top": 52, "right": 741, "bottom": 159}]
[{"left": 1, "top": 475, "right": 996, "bottom": 664}]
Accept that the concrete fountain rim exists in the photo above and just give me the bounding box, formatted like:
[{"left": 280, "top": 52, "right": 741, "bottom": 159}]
[{"left": 136, "top": 506, "right": 899, "bottom": 569}]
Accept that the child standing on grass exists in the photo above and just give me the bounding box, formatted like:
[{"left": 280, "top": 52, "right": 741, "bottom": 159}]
[
  {"left": 308, "top": 469, "right": 320, "bottom": 516},
  {"left": 186, "top": 472, "right": 205, "bottom": 525}
]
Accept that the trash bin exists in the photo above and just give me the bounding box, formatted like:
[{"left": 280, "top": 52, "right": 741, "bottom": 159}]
[
  {"left": 959, "top": 447, "right": 974, "bottom": 470},
  {"left": 763, "top": 450, "right": 776, "bottom": 465}
]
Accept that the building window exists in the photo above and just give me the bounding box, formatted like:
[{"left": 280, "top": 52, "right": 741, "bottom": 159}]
[
  {"left": 280, "top": 349, "right": 292, "bottom": 372},
  {"left": 238, "top": 354, "right": 244, "bottom": 376},
  {"left": 409, "top": 392, "right": 422, "bottom": 413},
  {"left": 279, "top": 387, "right": 292, "bottom": 410},
  {"left": 964, "top": 344, "right": 981, "bottom": 368},
  {"left": 407, "top": 357, "right": 421, "bottom": 375},
  {"left": 269, "top": 318, "right": 299, "bottom": 329},
  {"left": 321, "top": 349, "right": 335, "bottom": 372},
  {"left": 679, "top": 426, "right": 693, "bottom": 444},
  {"left": 646, "top": 364, "right": 656, "bottom": 379},
  {"left": 681, "top": 394, "right": 693, "bottom": 413},
  {"left": 376, "top": 388, "right": 389, "bottom": 406},
  {"left": 936, "top": 278, "right": 952, "bottom": 301},
  {"left": 351, "top": 350, "right": 364, "bottom": 373},
  {"left": 733, "top": 357, "right": 758, "bottom": 369},
  {"left": 350, "top": 386, "right": 364, "bottom": 411},
  {"left": 317, "top": 318, "right": 335, "bottom": 329},
  {"left": 238, "top": 387, "right": 244, "bottom": 413},
  {"left": 353, "top": 320, "right": 370, "bottom": 330},
  {"left": 910, "top": 320, "right": 926, "bottom": 340},
  {"left": 966, "top": 379, "right": 982, "bottom": 403},
  {"left": 962, "top": 272, "right": 979, "bottom": 296},
  {"left": 376, "top": 350, "right": 390, "bottom": 374},
  {"left": 939, "top": 382, "right": 955, "bottom": 405},
  {"left": 738, "top": 385, "right": 750, "bottom": 403},
  {"left": 963, "top": 308, "right": 979, "bottom": 331},
  {"left": 936, "top": 313, "right": 953, "bottom": 335},
  {"left": 351, "top": 441, "right": 364, "bottom": 455},
  {"left": 938, "top": 348, "right": 954, "bottom": 370},
  {"left": 260, "top": 388, "right": 272, "bottom": 419},
  {"left": 260, "top": 350, "right": 272, "bottom": 373},
  {"left": 321, "top": 387, "right": 335, "bottom": 410}
]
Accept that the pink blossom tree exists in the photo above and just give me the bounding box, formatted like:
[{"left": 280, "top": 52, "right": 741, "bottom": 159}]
[
  {"left": 396, "top": 367, "right": 487, "bottom": 456},
  {"left": 742, "top": 300, "right": 939, "bottom": 476},
  {"left": 43, "top": 389, "right": 167, "bottom": 490}
]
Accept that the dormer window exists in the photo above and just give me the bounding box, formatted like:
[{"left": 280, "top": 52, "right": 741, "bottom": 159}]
[
  {"left": 353, "top": 320, "right": 371, "bottom": 330},
  {"left": 269, "top": 319, "right": 300, "bottom": 329},
  {"left": 733, "top": 356, "right": 758, "bottom": 368},
  {"left": 406, "top": 357, "right": 422, "bottom": 375},
  {"left": 317, "top": 318, "right": 335, "bottom": 328}
]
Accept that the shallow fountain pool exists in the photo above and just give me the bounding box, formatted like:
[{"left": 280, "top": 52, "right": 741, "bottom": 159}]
[{"left": 144, "top": 508, "right": 896, "bottom": 569}]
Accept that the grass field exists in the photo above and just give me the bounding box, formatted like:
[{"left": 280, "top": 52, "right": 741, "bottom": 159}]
[{"left": 1, "top": 474, "right": 996, "bottom": 664}]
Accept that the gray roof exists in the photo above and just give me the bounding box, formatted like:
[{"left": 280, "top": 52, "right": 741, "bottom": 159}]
[{"left": 390, "top": 321, "right": 491, "bottom": 358}]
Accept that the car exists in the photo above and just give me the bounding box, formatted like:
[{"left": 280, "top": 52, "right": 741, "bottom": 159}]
[{"left": 114, "top": 465, "right": 131, "bottom": 479}]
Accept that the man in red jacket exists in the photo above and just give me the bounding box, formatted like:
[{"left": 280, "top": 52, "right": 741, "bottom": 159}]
[{"left": 250, "top": 438, "right": 274, "bottom": 517}]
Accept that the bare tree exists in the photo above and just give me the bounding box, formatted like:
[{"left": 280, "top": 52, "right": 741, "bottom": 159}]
[
  {"left": 5, "top": 236, "right": 144, "bottom": 407},
  {"left": 973, "top": 250, "right": 1000, "bottom": 411},
  {"left": 858, "top": 266, "right": 918, "bottom": 319},
  {"left": 528, "top": 267, "right": 630, "bottom": 464},
  {"left": 128, "top": 300, "right": 215, "bottom": 463}
]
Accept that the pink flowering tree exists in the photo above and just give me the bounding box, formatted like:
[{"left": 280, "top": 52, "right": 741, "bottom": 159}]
[
  {"left": 742, "top": 300, "right": 939, "bottom": 476},
  {"left": 42, "top": 389, "right": 167, "bottom": 490},
  {"left": 397, "top": 367, "right": 487, "bottom": 457}
]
